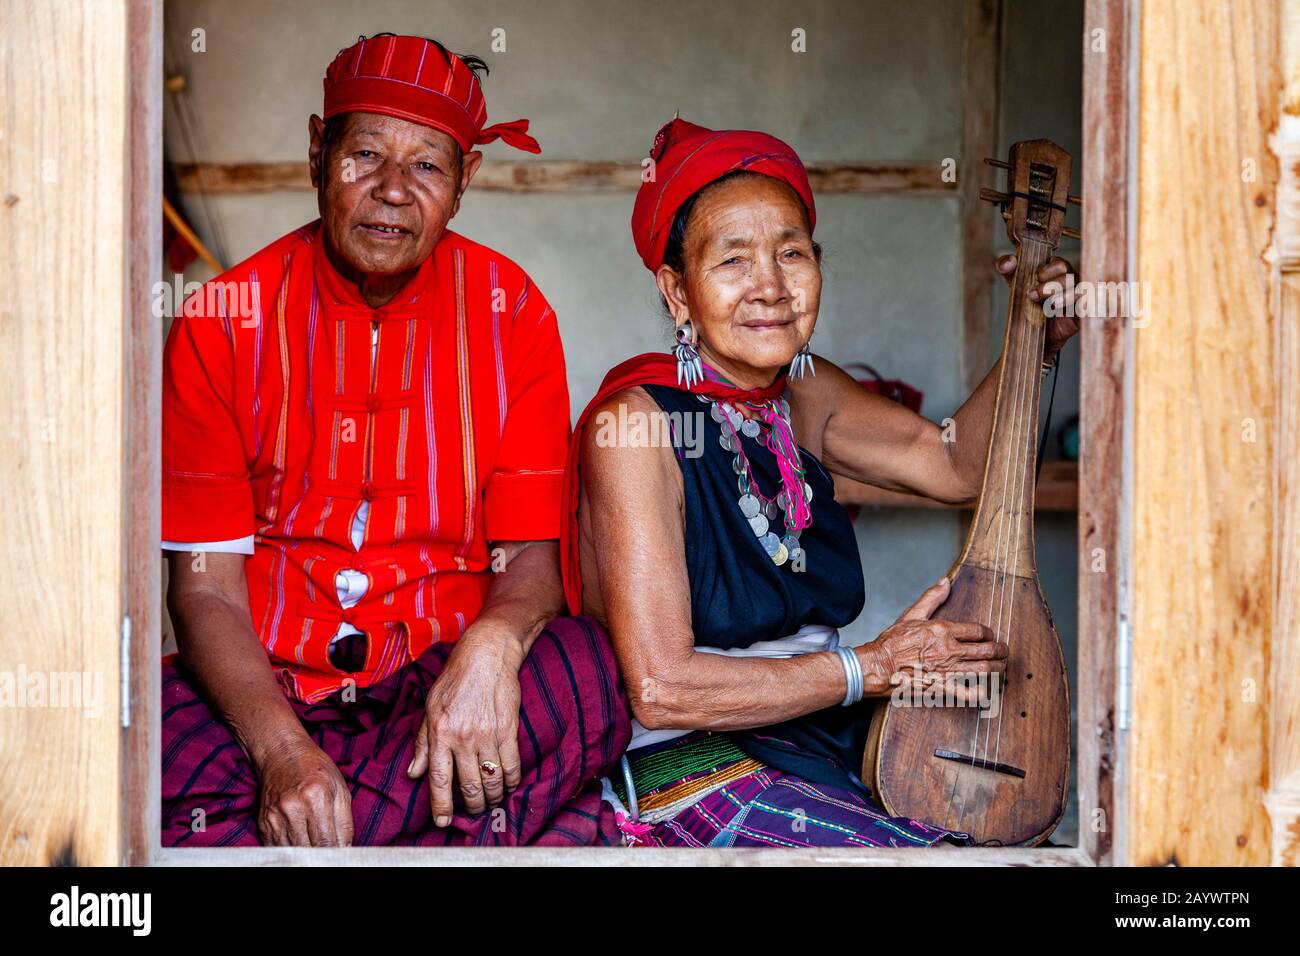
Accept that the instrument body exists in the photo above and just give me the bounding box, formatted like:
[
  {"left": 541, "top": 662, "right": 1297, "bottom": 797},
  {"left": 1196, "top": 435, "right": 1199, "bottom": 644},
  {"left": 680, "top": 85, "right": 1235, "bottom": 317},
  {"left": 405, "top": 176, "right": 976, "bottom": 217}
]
[{"left": 862, "top": 140, "right": 1074, "bottom": 846}]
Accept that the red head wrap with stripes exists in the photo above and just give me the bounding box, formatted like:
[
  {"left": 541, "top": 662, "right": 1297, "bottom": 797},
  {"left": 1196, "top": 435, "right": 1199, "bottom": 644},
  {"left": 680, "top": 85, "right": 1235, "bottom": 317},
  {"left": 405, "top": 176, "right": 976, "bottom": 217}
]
[
  {"left": 323, "top": 34, "right": 540, "bottom": 154},
  {"left": 631, "top": 117, "right": 815, "bottom": 272}
]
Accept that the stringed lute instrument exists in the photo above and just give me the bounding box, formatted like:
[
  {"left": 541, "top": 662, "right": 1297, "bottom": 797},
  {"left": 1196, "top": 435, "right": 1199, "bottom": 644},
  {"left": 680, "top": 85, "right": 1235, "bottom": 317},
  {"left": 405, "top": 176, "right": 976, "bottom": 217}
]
[{"left": 862, "top": 139, "right": 1077, "bottom": 847}]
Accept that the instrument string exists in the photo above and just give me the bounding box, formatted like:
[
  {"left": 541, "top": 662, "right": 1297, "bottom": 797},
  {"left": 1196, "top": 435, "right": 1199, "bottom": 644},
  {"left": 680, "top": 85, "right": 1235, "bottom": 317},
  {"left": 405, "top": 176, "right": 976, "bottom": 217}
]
[
  {"left": 986, "top": 241, "right": 1048, "bottom": 770},
  {"left": 944, "top": 240, "right": 1043, "bottom": 819},
  {"left": 977, "top": 240, "right": 1045, "bottom": 768}
]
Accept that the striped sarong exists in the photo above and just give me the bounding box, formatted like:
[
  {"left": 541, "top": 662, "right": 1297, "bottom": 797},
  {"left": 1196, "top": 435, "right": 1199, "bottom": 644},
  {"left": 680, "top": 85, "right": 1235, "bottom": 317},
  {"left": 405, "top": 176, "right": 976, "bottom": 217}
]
[
  {"left": 162, "top": 616, "right": 631, "bottom": 847},
  {"left": 620, "top": 732, "right": 972, "bottom": 849}
]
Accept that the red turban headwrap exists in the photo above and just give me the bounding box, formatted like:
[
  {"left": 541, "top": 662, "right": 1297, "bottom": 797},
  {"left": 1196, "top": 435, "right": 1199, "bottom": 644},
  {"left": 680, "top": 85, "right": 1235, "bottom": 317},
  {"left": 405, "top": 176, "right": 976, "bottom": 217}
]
[
  {"left": 323, "top": 34, "right": 540, "bottom": 154},
  {"left": 630, "top": 117, "right": 816, "bottom": 272}
]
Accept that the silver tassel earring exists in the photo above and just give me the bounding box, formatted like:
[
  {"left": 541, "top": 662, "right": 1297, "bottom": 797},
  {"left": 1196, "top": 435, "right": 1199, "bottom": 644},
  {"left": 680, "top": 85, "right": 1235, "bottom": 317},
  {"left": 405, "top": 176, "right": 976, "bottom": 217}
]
[
  {"left": 673, "top": 320, "right": 704, "bottom": 387},
  {"left": 790, "top": 336, "right": 816, "bottom": 380}
]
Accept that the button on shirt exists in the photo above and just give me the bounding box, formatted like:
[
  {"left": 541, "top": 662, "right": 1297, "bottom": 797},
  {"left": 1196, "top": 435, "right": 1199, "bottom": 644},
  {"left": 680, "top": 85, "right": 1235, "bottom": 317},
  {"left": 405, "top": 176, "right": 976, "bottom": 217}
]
[
  {"left": 161, "top": 221, "right": 569, "bottom": 702},
  {"left": 166, "top": 325, "right": 378, "bottom": 654}
]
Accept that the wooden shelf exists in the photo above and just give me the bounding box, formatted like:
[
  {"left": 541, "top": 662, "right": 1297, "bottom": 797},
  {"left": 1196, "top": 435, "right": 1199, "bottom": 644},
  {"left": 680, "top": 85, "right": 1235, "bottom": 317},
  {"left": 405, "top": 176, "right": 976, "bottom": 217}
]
[{"left": 833, "top": 459, "right": 1078, "bottom": 512}]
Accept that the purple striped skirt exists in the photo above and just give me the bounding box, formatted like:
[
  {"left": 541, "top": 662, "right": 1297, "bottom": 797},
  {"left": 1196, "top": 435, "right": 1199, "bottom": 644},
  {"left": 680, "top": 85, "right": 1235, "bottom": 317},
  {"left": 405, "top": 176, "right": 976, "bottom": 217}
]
[
  {"left": 616, "top": 732, "right": 972, "bottom": 849},
  {"left": 162, "top": 616, "right": 632, "bottom": 847}
]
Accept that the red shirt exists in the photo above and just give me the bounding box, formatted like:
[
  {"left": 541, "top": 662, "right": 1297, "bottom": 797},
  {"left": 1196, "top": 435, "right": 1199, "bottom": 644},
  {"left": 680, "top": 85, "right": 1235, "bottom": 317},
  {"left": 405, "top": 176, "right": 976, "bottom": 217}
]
[{"left": 162, "top": 221, "right": 569, "bottom": 701}]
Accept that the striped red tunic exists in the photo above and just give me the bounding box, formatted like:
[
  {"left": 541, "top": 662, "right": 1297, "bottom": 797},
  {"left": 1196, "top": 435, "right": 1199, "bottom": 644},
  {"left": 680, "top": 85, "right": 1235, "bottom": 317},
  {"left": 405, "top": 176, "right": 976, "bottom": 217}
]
[{"left": 162, "top": 221, "right": 568, "bottom": 702}]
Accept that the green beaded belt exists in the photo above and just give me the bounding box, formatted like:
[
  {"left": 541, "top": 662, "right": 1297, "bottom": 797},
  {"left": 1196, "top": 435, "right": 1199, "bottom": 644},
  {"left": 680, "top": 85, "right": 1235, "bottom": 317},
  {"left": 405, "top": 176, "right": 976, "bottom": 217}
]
[{"left": 611, "top": 732, "right": 751, "bottom": 807}]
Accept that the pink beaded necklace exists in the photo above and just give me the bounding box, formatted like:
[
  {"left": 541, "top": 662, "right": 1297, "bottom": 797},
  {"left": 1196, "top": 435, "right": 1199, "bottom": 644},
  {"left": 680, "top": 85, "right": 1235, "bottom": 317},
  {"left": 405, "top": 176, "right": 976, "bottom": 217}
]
[{"left": 698, "top": 362, "right": 813, "bottom": 567}]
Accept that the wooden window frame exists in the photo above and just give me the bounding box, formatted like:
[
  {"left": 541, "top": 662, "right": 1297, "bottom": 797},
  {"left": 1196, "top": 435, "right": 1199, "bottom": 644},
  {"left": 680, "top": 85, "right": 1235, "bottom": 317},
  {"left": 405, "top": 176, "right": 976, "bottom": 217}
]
[{"left": 120, "top": 0, "right": 1135, "bottom": 867}]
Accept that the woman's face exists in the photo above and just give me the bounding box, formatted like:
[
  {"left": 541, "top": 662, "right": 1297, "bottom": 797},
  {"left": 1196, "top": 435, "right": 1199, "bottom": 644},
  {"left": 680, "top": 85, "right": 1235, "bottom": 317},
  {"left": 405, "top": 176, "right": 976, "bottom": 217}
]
[{"left": 658, "top": 174, "right": 820, "bottom": 387}]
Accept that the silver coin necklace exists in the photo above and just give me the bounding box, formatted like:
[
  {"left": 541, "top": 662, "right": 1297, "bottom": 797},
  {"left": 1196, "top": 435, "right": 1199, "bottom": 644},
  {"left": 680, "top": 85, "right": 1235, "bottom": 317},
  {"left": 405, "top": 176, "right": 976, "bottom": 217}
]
[{"left": 696, "top": 391, "right": 812, "bottom": 568}]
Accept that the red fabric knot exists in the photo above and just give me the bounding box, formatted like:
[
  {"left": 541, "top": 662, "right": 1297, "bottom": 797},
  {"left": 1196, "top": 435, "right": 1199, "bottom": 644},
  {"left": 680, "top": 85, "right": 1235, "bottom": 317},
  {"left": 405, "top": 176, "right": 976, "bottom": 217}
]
[
  {"left": 366, "top": 393, "right": 382, "bottom": 414},
  {"left": 477, "top": 118, "right": 541, "bottom": 154},
  {"left": 361, "top": 481, "right": 378, "bottom": 501}
]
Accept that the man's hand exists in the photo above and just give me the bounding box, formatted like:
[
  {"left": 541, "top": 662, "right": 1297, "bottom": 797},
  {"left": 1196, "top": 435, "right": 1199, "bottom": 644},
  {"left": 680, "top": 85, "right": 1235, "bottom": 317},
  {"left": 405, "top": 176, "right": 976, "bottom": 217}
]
[
  {"left": 166, "top": 550, "right": 355, "bottom": 848},
  {"left": 256, "top": 734, "right": 354, "bottom": 846},
  {"left": 407, "top": 622, "right": 525, "bottom": 826},
  {"left": 995, "top": 254, "right": 1079, "bottom": 362}
]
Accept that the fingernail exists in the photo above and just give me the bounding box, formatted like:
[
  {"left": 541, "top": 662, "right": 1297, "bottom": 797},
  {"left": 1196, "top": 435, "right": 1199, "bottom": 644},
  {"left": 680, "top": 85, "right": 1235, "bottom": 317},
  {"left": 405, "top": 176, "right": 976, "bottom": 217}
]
[
  {"left": 435, "top": 815, "right": 451, "bottom": 827},
  {"left": 406, "top": 759, "right": 415, "bottom": 775}
]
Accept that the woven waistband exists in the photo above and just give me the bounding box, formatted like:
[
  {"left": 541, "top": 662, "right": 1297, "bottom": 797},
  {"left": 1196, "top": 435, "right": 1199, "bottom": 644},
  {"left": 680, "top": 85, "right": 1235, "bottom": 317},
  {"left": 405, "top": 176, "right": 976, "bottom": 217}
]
[{"left": 612, "top": 731, "right": 759, "bottom": 813}]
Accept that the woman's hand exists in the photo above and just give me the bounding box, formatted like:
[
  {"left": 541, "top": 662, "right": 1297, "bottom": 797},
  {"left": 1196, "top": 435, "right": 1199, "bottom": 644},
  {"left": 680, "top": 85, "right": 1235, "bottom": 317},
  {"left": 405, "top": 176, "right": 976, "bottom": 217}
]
[
  {"left": 256, "top": 733, "right": 354, "bottom": 846},
  {"left": 995, "top": 254, "right": 1079, "bottom": 363},
  {"left": 407, "top": 623, "right": 524, "bottom": 826},
  {"left": 858, "top": 577, "right": 1007, "bottom": 704}
]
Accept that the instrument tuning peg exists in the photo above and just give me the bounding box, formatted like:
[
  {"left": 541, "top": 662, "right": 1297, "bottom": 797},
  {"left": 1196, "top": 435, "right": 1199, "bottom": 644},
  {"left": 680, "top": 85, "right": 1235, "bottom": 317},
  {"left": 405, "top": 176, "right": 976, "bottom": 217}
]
[
  {"left": 1068, "top": 195, "right": 1082, "bottom": 206},
  {"left": 984, "top": 158, "right": 1012, "bottom": 170},
  {"left": 1062, "top": 226, "right": 1081, "bottom": 240},
  {"left": 979, "top": 187, "right": 1010, "bottom": 205}
]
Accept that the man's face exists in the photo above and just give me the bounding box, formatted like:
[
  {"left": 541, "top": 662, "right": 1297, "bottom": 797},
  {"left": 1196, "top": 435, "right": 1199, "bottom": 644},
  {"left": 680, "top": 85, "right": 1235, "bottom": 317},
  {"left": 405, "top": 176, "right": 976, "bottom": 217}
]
[{"left": 308, "top": 111, "right": 483, "bottom": 277}]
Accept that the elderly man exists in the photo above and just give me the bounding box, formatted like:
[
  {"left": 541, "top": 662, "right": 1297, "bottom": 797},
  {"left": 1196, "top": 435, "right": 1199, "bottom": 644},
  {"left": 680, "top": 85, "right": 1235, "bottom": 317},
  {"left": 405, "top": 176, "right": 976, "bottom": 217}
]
[{"left": 161, "top": 33, "right": 629, "bottom": 847}]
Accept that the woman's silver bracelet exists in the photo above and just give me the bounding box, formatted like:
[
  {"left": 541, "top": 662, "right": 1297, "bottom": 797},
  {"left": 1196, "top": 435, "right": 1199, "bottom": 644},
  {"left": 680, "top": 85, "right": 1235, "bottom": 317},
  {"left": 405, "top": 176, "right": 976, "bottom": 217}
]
[{"left": 836, "top": 646, "right": 864, "bottom": 707}]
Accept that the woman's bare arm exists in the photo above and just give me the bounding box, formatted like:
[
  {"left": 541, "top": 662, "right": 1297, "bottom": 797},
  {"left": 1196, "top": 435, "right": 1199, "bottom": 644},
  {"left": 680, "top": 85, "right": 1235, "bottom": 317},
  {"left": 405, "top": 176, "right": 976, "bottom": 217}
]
[
  {"left": 790, "top": 356, "right": 1000, "bottom": 506},
  {"left": 798, "top": 256, "right": 1079, "bottom": 504},
  {"left": 581, "top": 388, "right": 890, "bottom": 731}
]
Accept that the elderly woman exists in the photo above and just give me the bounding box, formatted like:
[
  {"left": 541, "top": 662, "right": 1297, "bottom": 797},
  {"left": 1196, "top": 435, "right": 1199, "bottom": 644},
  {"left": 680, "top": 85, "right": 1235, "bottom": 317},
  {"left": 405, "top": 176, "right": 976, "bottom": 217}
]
[{"left": 560, "top": 118, "right": 1078, "bottom": 848}]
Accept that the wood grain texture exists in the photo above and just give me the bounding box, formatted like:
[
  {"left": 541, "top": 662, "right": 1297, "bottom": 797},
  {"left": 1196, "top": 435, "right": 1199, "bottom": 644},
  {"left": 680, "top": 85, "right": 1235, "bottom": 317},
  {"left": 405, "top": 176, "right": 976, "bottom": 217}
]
[
  {"left": 124, "top": 0, "right": 162, "bottom": 867},
  {"left": 1270, "top": 276, "right": 1300, "bottom": 865},
  {"left": 1267, "top": 4, "right": 1300, "bottom": 859},
  {"left": 154, "top": 845, "right": 1088, "bottom": 867},
  {"left": 0, "top": 0, "right": 127, "bottom": 865},
  {"left": 172, "top": 160, "right": 960, "bottom": 195},
  {"left": 1077, "top": 0, "right": 1132, "bottom": 867},
  {"left": 1132, "top": 0, "right": 1279, "bottom": 866},
  {"left": 865, "top": 565, "right": 1070, "bottom": 846}
]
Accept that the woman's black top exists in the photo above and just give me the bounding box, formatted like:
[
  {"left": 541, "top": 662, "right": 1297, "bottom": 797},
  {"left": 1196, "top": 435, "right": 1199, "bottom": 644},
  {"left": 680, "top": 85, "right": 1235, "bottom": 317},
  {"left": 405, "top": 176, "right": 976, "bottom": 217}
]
[{"left": 641, "top": 383, "right": 876, "bottom": 795}]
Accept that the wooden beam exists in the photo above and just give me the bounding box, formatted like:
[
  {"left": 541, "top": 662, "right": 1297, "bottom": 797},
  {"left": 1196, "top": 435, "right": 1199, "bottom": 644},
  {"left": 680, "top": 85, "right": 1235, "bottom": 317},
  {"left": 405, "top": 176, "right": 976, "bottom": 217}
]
[
  {"left": 1131, "top": 0, "right": 1279, "bottom": 866},
  {"left": 959, "top": 0, "right": 1003, "bottom": 393},
  {"left": 1077, "top": 0, "right": 1133, "bottom": 870},
  {"left": 1270, "top": 273, "right": 1300, "bottom": 866},
  {"left": 123, "top": 0, "right": 162, "bottom": 868},
  {"left": 0, "top": 0, "right": 129, "bottom": 865},
  {"left": 155, "top": 844, "right": 1089, "bottom": 866},
  {"left": 1266, "top": 0, "right": 1300, "bottom": 869},
  {"left": 172, "top": 160, "right": 959, "bottom": 195}
]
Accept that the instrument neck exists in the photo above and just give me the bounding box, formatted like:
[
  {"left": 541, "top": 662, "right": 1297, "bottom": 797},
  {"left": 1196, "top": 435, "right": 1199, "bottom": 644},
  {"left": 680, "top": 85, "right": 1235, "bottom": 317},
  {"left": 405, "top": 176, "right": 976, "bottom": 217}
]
[{"left": 961, "top": 238, "right": 1054, "bottom": 578}]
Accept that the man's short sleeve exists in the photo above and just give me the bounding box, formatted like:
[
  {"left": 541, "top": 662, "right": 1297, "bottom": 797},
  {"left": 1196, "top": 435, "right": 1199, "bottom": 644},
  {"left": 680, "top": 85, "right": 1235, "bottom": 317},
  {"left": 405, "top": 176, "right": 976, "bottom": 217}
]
[
  {"left": 161, "top": 308, "right": 255, "bottom": 542},
  {"left": 482, "top": 281, "right": 570, "bottom": 542}
]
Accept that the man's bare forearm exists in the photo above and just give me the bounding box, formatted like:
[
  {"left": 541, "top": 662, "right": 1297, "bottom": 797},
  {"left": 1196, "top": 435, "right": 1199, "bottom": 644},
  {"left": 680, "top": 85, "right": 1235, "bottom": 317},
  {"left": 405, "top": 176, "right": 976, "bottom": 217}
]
[
  {"left": 456, "top": 540, "right": 564, "bottom": 665},
  {"left": 170, "top": 588, "right": 309, "bottom": 769}
]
